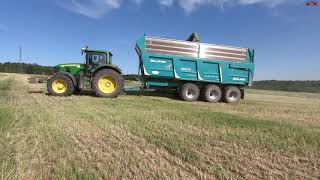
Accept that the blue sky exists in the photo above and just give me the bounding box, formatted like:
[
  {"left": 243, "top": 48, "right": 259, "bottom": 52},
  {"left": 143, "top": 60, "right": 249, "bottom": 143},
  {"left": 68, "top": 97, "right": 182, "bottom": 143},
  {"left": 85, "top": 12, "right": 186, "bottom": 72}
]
[{"left": 0, "top": 0, "right": 319, "bottom": 80}]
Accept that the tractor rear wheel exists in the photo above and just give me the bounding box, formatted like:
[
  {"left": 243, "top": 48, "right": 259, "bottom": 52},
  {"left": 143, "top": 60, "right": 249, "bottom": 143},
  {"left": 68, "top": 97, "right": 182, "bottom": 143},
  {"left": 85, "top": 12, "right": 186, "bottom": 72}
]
[
  {"left": 180, "top": 83, "right": 200, "bottom": 102},
  {"left": 47, "top": 74, "right": 75, "bottom": 96},
  {"left": 92, "top": 69, "right": 124, "bottom": 98}
]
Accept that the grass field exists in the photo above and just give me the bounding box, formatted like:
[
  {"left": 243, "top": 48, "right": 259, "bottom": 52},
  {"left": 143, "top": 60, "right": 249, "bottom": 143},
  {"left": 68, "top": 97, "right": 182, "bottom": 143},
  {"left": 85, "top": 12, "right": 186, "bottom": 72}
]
[{"left": 0, "top": 73, "right": 319, "bottom": 179}]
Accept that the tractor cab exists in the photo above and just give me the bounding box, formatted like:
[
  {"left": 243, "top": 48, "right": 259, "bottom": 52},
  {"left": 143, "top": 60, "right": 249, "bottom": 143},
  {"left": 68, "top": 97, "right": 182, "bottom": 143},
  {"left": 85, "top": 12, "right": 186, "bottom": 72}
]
[{"left": 81, "top": 47, "right": 113, "bottom": 67}]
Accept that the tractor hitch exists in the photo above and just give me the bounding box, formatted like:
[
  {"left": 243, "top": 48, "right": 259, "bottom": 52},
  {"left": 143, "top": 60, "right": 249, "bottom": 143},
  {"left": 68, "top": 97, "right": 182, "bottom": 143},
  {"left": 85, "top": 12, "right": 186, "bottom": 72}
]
[{"left": 28, "top": 76, "right": 49, "bottom": 84}]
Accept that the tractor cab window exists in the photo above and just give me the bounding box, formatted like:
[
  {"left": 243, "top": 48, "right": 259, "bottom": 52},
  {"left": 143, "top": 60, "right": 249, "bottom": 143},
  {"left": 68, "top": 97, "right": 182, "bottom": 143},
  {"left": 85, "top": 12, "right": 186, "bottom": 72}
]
[
  {"left": 87, "top": 53, "right": 106, "bottom": 65},
  {"left": 91, "top": 55, "right": 100, "bottom": 64}
]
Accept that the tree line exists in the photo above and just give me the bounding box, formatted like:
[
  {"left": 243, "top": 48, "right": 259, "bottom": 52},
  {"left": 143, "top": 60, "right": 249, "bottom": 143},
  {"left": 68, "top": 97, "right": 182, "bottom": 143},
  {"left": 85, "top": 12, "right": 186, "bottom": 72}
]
[
  {"left": 1, "top": 62, "right": 319, "bottom": 93},
  {"left": 0, "top": 62, "right": 53, "bottom": 75},
  {"left": 249, "top": 80, "right": 320, "bottom": 93}
]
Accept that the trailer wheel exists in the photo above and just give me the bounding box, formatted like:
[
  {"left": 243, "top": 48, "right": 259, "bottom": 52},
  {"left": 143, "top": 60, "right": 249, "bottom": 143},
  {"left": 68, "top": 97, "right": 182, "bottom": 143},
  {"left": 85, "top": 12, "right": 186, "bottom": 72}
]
[
  {"left": 224, "top": 86, "right": 241, "bottom": 103},
  {"left": 180, "top": 83, "right": 200, "bottom": 102},
  {"left": 47, "top": 74, "right": 74, "bottom": 96},
  {"left": 202, "top": 84, "right": 222, "bottom": 103},
  {"left": 93, "top": 69, "right": 124, "bottom": 98}
]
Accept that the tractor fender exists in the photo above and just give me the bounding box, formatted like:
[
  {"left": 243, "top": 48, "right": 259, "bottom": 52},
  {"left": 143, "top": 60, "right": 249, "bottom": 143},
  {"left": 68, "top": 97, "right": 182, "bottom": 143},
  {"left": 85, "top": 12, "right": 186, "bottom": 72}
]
[
  {"left": 93, "top": 65, "right": 122, "bottom": 76},
  {"left": 55, "top": 72, "right": 77, "bottom": 87}
]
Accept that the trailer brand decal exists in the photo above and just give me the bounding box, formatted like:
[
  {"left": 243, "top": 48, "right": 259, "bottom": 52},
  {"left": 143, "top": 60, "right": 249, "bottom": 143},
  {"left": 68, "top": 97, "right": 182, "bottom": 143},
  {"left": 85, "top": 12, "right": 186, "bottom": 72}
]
[
  {"left": 152, "top": 71, "right": 159, "bottom": 75},
  {"left": 205, "top": 75, "right": 215, "bottom": 78},
  {"left": 150, "top": 59, "right": 166, "bottom": 64},
  {"left": 181, "top": 68, "right": 192, "bottom": 71},
  {"left": 233, "top": 77, "right": 246, "bottom": 81}
]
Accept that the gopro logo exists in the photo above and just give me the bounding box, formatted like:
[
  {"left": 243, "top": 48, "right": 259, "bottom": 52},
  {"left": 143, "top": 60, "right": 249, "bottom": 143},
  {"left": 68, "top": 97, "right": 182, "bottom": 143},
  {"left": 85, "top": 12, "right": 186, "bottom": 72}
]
[{"left": 306, "top": 1, "right": 319, "bottom": 5}]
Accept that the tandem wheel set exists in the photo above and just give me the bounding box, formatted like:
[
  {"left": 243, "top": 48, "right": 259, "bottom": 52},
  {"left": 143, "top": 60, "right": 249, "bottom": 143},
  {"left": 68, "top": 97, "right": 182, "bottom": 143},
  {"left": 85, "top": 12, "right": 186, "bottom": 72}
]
[{"left": 29, "top": 33, "right": 255, "bottom": 103}]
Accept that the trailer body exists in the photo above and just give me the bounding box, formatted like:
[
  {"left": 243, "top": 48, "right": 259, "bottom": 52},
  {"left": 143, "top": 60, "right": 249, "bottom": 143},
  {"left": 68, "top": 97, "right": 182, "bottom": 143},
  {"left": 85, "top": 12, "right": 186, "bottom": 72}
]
[{"left": 135, "top": 35, "right": 255, "bottom": 89}]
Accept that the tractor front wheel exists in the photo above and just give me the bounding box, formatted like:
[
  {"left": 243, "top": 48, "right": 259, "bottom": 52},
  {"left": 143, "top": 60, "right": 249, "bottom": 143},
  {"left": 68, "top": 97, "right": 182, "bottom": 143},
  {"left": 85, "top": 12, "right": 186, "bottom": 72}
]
[
  {"left": 92, "top": 69, "right": 124, "bottom": 98},
  {"left": 47, "top": 74, "right": 75, "bottom": 96}
]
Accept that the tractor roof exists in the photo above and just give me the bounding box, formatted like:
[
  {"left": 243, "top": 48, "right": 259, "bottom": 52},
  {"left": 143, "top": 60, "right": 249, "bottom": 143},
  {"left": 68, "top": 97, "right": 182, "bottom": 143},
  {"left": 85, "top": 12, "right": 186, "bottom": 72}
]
[{"left": 81, "top": 48, "right": 112, "bottom": 55}]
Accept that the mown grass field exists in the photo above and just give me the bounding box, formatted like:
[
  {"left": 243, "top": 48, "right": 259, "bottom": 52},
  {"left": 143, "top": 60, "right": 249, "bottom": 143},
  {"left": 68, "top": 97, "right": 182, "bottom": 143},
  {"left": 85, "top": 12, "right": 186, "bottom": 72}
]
[{"left": 0, "top": 73, "right": 319, "bottom": 179}]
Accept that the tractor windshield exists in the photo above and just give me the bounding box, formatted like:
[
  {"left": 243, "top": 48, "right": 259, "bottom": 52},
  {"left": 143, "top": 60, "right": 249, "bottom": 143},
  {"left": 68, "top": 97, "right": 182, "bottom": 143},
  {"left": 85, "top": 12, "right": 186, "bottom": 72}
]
[{"left": 86, "top": 53, "right": 107, "bottom": 65}]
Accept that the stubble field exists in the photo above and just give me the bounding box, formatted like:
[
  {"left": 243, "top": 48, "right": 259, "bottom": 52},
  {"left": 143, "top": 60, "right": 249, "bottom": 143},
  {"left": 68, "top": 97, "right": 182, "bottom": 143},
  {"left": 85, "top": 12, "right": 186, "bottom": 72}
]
[{"left": 0, "top": 73, "right": 319, "bottom": 179}]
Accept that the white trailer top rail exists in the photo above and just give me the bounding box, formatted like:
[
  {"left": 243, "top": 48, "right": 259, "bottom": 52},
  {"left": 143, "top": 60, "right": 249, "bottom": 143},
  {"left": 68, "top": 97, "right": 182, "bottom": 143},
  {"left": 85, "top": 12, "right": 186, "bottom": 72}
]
[{"left": 145, "top": 36, "right": 247, "bottom": 62}]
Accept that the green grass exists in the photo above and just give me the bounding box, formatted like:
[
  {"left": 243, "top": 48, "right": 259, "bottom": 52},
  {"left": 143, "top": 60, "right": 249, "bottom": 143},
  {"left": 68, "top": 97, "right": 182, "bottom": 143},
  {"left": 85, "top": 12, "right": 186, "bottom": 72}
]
[
  {"left": 0, "top": 74, "right": 320, "bottom": 179},
  {"left": 0, "top": 108, "right": 17, "bottom": 179},
  {"left": 0, "top": 77, "right": 13, "bottom": 131},
  {"left": 0, "top": 108, "right": 13, "bottom": 132},
  {"left": 0, "top": 77, "right": 17, "bottom": 179},
  {"left": 0, "top": 78, "right": 11, "bottom": 91},
  {"left": 85, "top": 97, "right": 320, "bottom": 161}
]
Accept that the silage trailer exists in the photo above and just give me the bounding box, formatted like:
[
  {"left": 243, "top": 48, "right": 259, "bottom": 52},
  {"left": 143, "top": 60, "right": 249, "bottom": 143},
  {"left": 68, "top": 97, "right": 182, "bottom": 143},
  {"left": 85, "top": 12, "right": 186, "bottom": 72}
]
[{"left": 135, "top": 33, "right": 255, "bottom": 103}]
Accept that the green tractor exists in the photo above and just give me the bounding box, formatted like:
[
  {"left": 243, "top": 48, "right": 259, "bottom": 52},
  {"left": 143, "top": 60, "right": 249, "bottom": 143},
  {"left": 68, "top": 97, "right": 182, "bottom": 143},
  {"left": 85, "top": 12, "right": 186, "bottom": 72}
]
[{"left": 46, "top": 47, "right": 124, "bottom": 98}]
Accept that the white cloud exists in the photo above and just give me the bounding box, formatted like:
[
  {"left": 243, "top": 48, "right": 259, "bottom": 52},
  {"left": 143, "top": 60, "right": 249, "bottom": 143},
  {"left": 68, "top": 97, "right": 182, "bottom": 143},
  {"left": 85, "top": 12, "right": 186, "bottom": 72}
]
[
  {"left": 162, "top": 0, "right": 292, "bottom": 13},
  {"left": 238, "top": 0, "right": 289, "bottom": 7},
  {"left": 177, "top": 0, "right": 211, "bottom": 13},
  {"left": 60, "top": 0, "right": 295, "bottom": 18},
  {"left": 131, "top": 0, "right": 144, "bottom": 4},
  {"left": 160, "top": 0, "right": 174, "bottom": 6},
  {"left": 61, "top": 0, "right": 121, "bottom": 19}
]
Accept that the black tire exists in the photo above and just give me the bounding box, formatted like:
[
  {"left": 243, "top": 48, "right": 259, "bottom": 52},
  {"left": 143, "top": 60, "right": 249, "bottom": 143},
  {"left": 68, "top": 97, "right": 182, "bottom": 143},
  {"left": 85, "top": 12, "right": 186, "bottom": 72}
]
[
  {"left": 202, "top": 84, "right": 222, "bottom": 103},
  {"left": 224, "top": 86, "right": 241, "bottom": 103},
  {"left": 47, "top": 74, "right": 74, "bottom": 97},
  {"left": 179, "top": 83, "right": 200, "bottom": 102},
  {"left": 92, "top": 69, "right": 124, "bottom": 98}
]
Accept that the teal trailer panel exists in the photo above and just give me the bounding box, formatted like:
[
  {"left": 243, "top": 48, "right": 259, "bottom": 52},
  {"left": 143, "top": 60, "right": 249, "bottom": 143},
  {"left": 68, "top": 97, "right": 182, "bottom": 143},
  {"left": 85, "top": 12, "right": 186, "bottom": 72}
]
[{"left": 135, "top": 35, "right": 255, "bottom": 89}]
